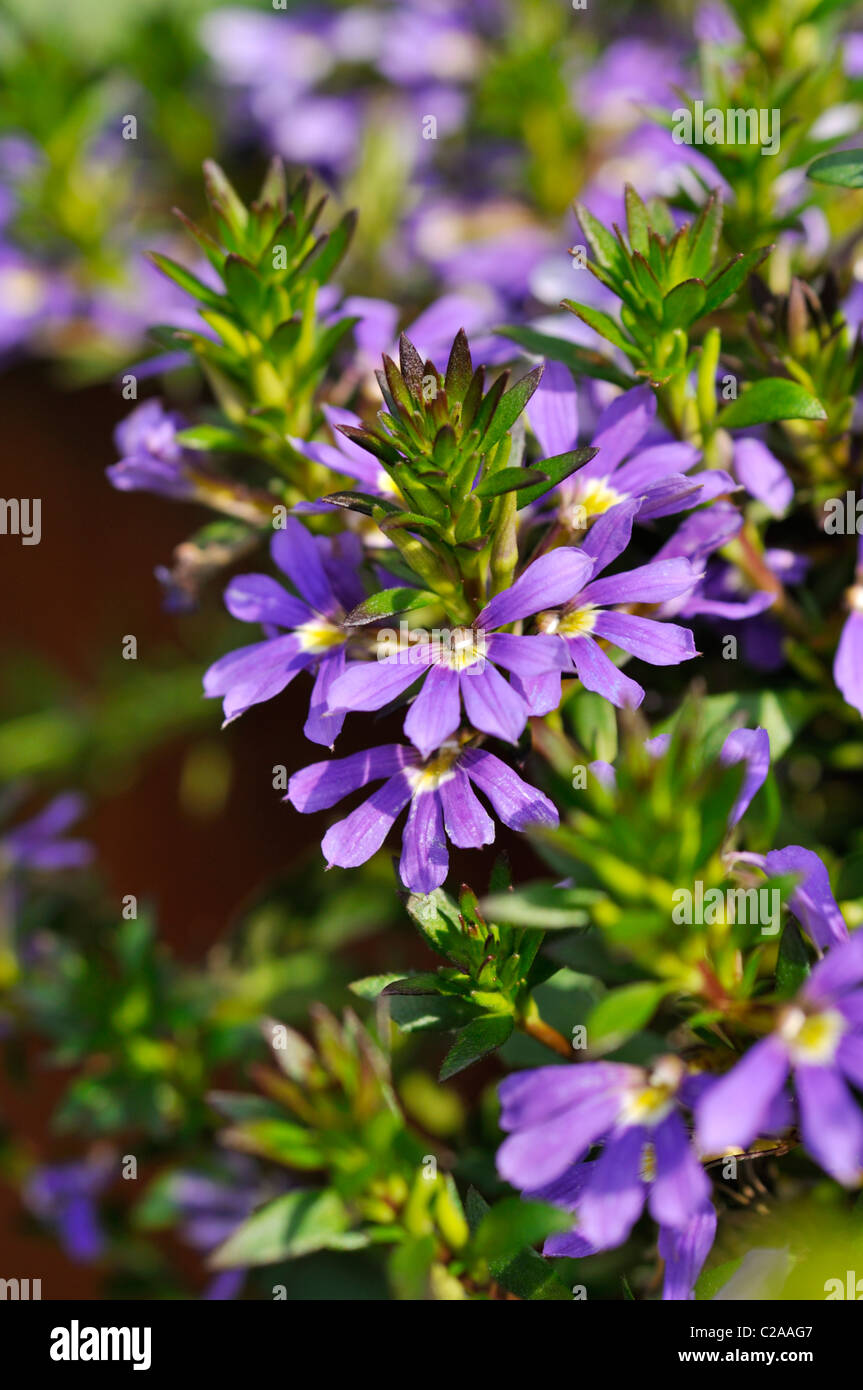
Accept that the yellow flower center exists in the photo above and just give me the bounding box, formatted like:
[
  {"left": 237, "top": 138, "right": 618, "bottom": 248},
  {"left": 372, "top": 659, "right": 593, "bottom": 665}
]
[
  {"left": 432, "top": 628, "right": 487, "bottom": 671},
  {"left": 619, "top": 1056, "right": 684, "bottom": 1129},
  {"left": 562, "top": 477, "right": 624, "bottom": 531},
  {"left": 778, "top": 1005, "right": 845, "bottom": 1065},
  {"left": 537, "top": 605, "right": 597, "bottom": 638},
  {"left": 406, "top": 741, "right": 462, "bottom": 793},
  {"left": 295, "top": 618, "right": 347, "bottom": 654}
]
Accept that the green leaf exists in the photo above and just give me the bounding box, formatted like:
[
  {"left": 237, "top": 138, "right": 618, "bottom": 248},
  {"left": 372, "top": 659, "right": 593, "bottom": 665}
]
[
  {"left": 220, "top": 1119, "right": 325, "bottom": 1169},
  {"left": 574, "top": 200, "right": 628, "bottom": 280},
  {"left": 405, "top": 888, "right": 474, "bottom": 970},
  {"left": 302, "top": 209, "right": 357, "bottom": 283},
  {"left": 382, "top": 972, "right": 454, "bottom": 997},
  {"left": 445, "top": 329, "right": 474, "bottom": 400},
  {"left": 807, "top": 149, "right": 863, "bottom": 188},
  {"left": 662, "top": 278, "right": 707, "bottom": 330},
  {"left": 717, "top": 378, "right": 826, "bottom": 429},
  {"left": 223, "top": 255, "right": 264, "bottom": 321},
  {"left": 624, "top": 185, "right": 650, "bottom": 257},
  {"left": 465, "top": 1189, "right": 572, "bottom": 1300},
  {"left": 496, "top": 325, "right": 634, "bottom": 389},
  {"left": 209, "top": 1190, "right": 361, "bottom": 1269},
  {"left": 571, "top": 688, "right": 618, "bottom": 761},
  {"left": 389, "top": 994, "right": 482, "bottom": 1034},
  {"left": 472, "top": 1198, "right": 573, "bottom": 1261},
  {"left": 344, "top": 588, "right": 438, "bottom": 625},
  {"left": 439, "top": 1014, "right": 514, "bottom": 1080},
  {"left": 474, "top": 466, "right": 549, "bottom": 498},
  {"left": 321, "top": 491, "right": 399, "bottom": 517},
  {"left": 562, "top": 301, "right": 633, "bottom": 355},
  {"left": 776, "top": 919, "right": 810, "bottom": 998},
  {"left": 481, "top": 883, "right": 597, "bottom": 930},
  {"left": 701, "top": 247, "right": 771, "bottom": 316},
  {"left": 481, "top": 366, "right": 544, "bottom": 450},
  {"left": 175, "top": 425, "right": 246, "bottom": 453},
  {"left": 686, "top": 192, "right": 723, "bottom": 281},
  {"left": 586, "top": 982, "right": 668, "bottom": 1052},
  {"left": 348, "top": 973, "right": 405, "bottom": 1000},
  {"left": 146, "top": 251, "right": 224, "bottom": 310},
  {"left": 516, "top": 447, "right": 599, "bottom": 509}
]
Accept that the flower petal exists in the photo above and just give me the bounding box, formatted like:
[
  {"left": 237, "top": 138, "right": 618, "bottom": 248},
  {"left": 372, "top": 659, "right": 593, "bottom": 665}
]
[
  {"left": 476, "top": 549, "right": 595, "bottom": 629},
  {"left": 403, "top": 663, "right": 462, "bottom": 757},
  {"left": 576, "top": 1125, "right": 648, "bottom": 1249},
  {"left": 835, "top": 611, "right": 863, "bottom": 717},
  {"left": 591, "top": 611, "right": 698, "bottom": 665},
  {"left": 763, "top": 845, "right": 848, "bottom": 950},
  {"left": 696, "top": 1037, "right": 789, "bottom": 1153},
  {"left": 437, "top": 770, "right": 495, "bottom": 849},
  {"left": 734, "top": 438, "right": 792, "bottom": 517},
  {"left": 223, "top": 574, "right": 311, "bottom": 628},
  {"left": 303, "top": 647, "right": 348, "bottom": 748},
  {"left": 287, "top": 745, "right": 417, "bottom": 812},
  {"left": 321, "top": 772, "right": 414, "bottom": 868},
  {"left": 270, "top": 516, "right": 336, "bottom": 614},
  {"left": 567, "top": 635, "right": 644, "bottom": 709},
  {"left": 526, "top": 359, "right": 579, "bottom": 457},
  {"left": 796, "top": 1064, "right": 863, "bottom": 1186},
  {"left": 461, "top": 748, "right": 559, "bottom": 830},
  {"left": 579, "top": 557, "right": 700, "bottom": 607},
  {"left": 579, "top": 496, "right": 640, "bottom": 572},
  {"left": 399, "top": 789, "right": 449, "bottom": 892},
  {"left": 648, "top": 1112, "right": 710, "bottom": 1230},
  {"left": 719, "top": 726, "right": 770, "bottom": 828},
  {"left": 327, "top": 652, "right": 429, "bottom": 714},
  {"left": 659, "top": 1204, "right": 717, "bottom": 1301},
  {"left": 460, "top": 662, "right": 528, "bottom": 745},
  {"left": 590, "top": 385, "right": 655, "bottom": 471}
]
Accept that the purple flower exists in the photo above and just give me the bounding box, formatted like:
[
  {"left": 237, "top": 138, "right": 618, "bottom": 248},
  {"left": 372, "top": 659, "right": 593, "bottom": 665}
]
[
  {"left": 733, "top": 845, "right": 849, "bottom": 952},
  {"left": 835, "top": 535, "right": 863, "bottom": 716},
  {"left": 287, "top": 740, "right": 558, "bottom": 893},
  {"left": 25, "top": 1155, "right": 113, "bottom": 1262},
  {"left": 718, "top": 726, "right": 770, "bottom": 829},
  {"left": 0, "top": 245, "right": 69, "bottom": 354},
  {"left": 2, "top": 792, "right": 92, "bottom": 872},
  {"left": 527, "top": 376, "right": 735, "bottom": 529},
  {"left": 521, "top": 500, "right": 701, "bottom": 709},
  {"left": 203, "top": 518, "right": 365, "bottom": 745},
  {"left": 697, "top": 931, "right": 863, "bottom": 1185},
  {"left": 658, "top": 1204, "right": 718, "bottom": 1300},
  {"left": 327, "top": 552, "right": 590, "bottom": 756},
  {"left": 107, "top": 399, "right": 195, "bottom": 500},
  {"left": 733, "top": 437, "right": 792, "bottom": 517},
  {"left": 289, "top": 405, "right": 395, "bottom": 500},
  {"left": 497, "top": 1056, "right": 710, "bottom": 1250}
]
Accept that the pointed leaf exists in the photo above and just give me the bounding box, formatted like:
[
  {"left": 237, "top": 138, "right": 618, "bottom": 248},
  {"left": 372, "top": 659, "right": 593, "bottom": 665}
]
[{"left": 439, "top": 1014, "right": 514, "bottom": 1080}]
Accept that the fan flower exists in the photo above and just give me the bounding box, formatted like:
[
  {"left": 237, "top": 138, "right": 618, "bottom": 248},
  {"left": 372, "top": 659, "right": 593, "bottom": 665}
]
[
  {"left": 106, "top": 399, "right": 195, "bottom": 500},
  {"left": 835, "top": 533, "right": 863, "bottom": 717},
  {"left": 286, "top": 740, "right": 558, "bottom": 893},
  {"left": 697, "top": 930, "right": 863, "bottom": 1185},
  {"left": 513, "top": 499, "right": 701, "bottom": 709},
  {"left": 326, "top": 552, "right": 592, "bottom": 757},
  {"left": 497, "top": 1055, "right": 710, "bottom": 1250},
  {"left": 203, "top": 518, "right": 365, "bottom": 745},
  {"left": 2, "top": 792, "right": 92, "bottom": 872},
  {"left": 527, "top": 372, "right": 735, "bottom": 531}
]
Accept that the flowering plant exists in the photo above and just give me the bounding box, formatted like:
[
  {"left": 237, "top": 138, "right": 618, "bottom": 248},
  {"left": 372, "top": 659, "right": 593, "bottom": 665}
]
[{"left": 7, "top": 0, "right": 863, "bottom": 1310}]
